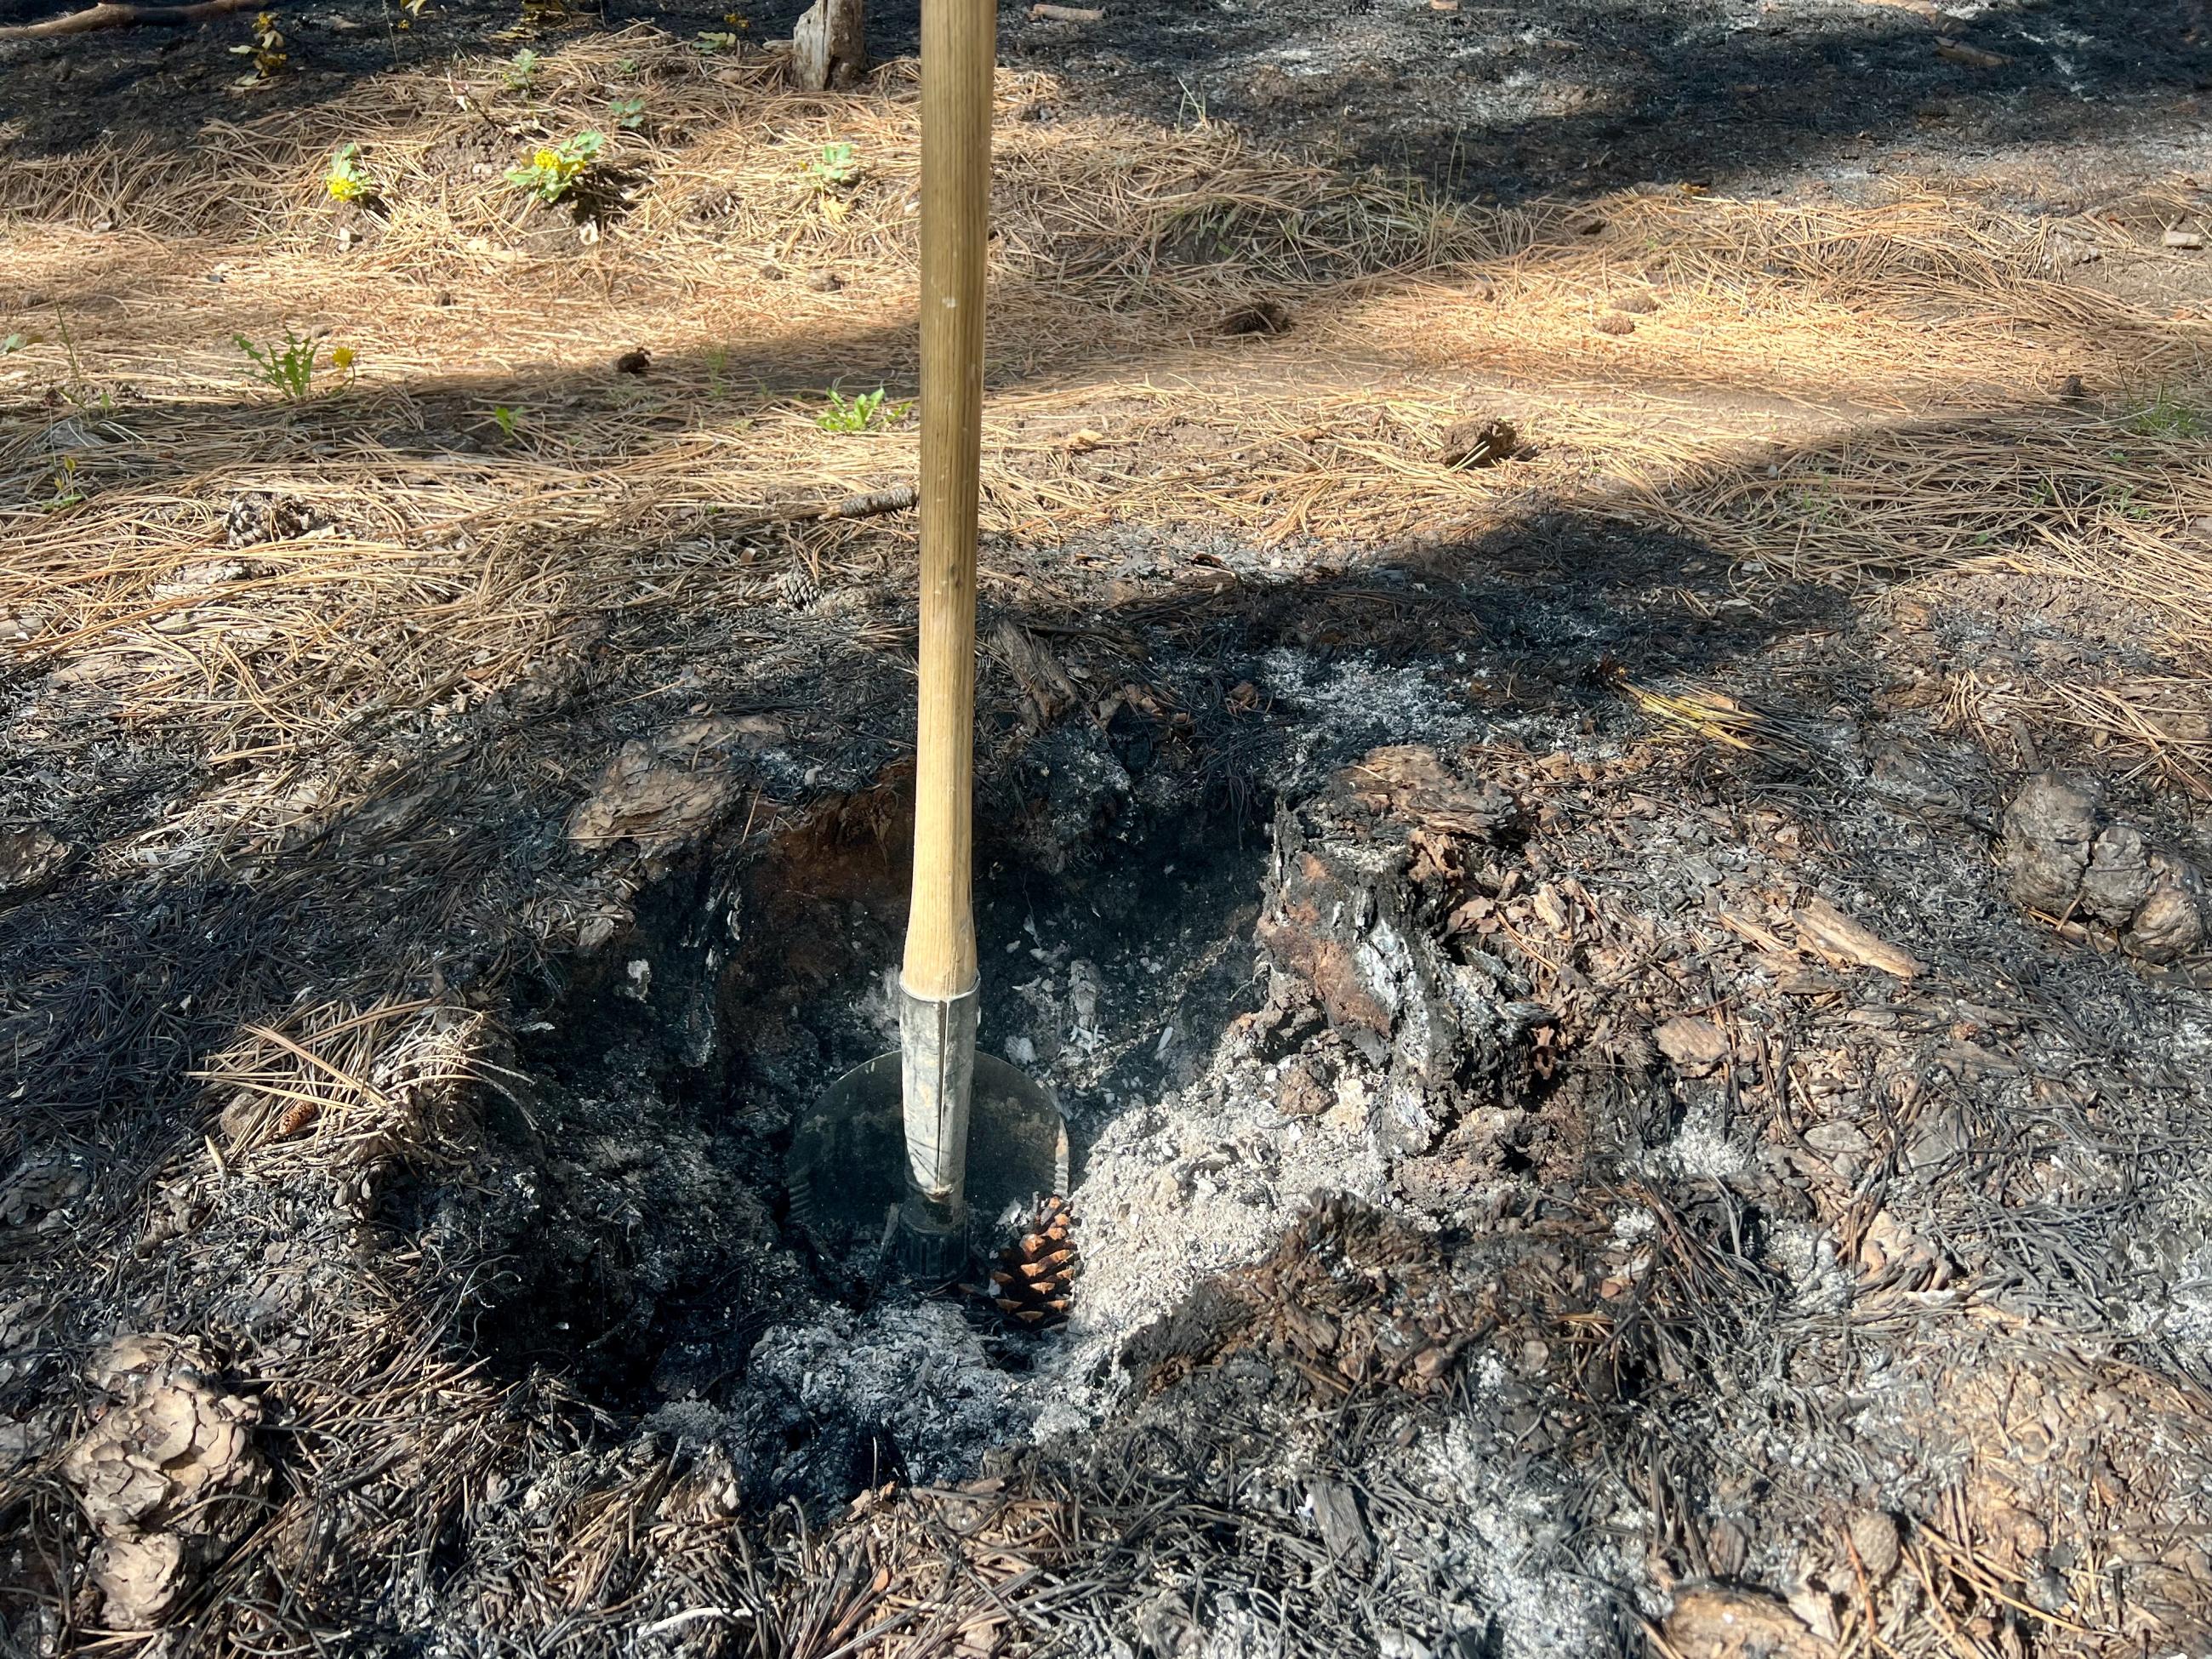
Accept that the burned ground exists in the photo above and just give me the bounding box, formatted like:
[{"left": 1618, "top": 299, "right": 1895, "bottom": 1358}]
[{"left": 3, "top": 3, "right": 2212, "bottom": 1657}]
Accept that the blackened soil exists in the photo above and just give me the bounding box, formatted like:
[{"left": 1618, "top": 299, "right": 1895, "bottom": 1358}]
[{"left": 470, "top": 761, "right": 1268, "bottom": 1413}]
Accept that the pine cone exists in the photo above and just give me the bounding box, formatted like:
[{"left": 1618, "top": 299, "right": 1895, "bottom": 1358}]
[
  {"left": 985, "top": 1196, "right": 1077, "bottom": 1328},
  {"left": 777, "top": 566, "right": 820, "bottom": 609}
]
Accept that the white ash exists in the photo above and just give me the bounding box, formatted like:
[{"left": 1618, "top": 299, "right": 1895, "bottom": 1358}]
[
  {"left": 1385, "top": 1417, "right": 1651, "bottom": 1658},
  {"left": 1258, "top": 649, "right": 1490, "bottom": 787},
  {"left": 1766, "top": 1221, "right": 1852, "bottom": 1316},
  {"left": 2129, "top": 1240, "right": 2212, "bottom": 1361},
  {"left": 1646, "top": 1097, "right": 1753, "bottom": 1183},
  {"left": 1033, "top": 1046, "right": 1400, "bottom": 1439}
]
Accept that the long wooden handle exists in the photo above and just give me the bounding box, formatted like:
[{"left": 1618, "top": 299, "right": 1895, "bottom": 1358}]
[{"left": 902, "top": 0, "right": 994, "bottom": 1001}]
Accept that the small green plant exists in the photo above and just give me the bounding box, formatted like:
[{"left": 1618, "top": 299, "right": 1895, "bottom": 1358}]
[
  {"left": 815, "top": 385, "right": 906, "bottom": 433},
  {"left": 46, "top": 307, "right": 113, "bottom": 413},
  {"left": 808, "top": 141, "right": 862, "bottom": 191},
  {"left": 230, "top": 11, "right": 288, "bottom": 83},
  {"left": 43, "top": 456, "right": 84, "bottom": 511},
  {"left": 608, "top": 94, "right": 647, "bottom": 131},
  {"left": 695, "top": 30, "right": 739, "bottom": 50},
  {"left": 236, "top": 328, "right": 322, "bottom": 401},
  {"left": 53, "top": 306, "right": 94, "bottom": 405},
  {"left": 2125, "top": 390, "right": 2209, "bottom": 441},
  {"left": 1786, "top": 485, "right": 1843, "bottom": 527},
  {"left": 491, "top": 405, "right": 521, "bottom": 438},
  {"left": 506, "top": 131, "right": 604, "bottom": 204},
  {"left": 326, "top": 143, "right": 371, "bottom": 202},
  {"left": 0, "top": 333, "right": 26, "bottom": 356},
  {"left": 504, "top": 48, "right": 541, "bottom": 90},
  {"left": 2104, "top": 482, "right": 2157, "bottom": 522}
]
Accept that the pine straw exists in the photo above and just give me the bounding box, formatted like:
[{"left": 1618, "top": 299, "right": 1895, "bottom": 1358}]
[
  {"left": 1941, "top": 667, "right": 2212, "bottom": 801},
  {"left": 3, "top": 29, "right": 2212, "bottom": 1655},
  {"left": 191, "top": 995, "right": 487, "bottom": 1160},
  {"left": 1636, "top": 408, "right": 2212, "bottom": 652},
  {"left": 2, "top": 36, "right": 2205, "bottom": 824}
]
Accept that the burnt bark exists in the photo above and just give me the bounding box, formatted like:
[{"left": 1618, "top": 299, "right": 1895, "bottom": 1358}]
[
  {"left": 791, "top": 0, "right": 866, "bottom": 91},
  {"left": 1254, "top": 745, "right": 1544, "bottom": 1156}
]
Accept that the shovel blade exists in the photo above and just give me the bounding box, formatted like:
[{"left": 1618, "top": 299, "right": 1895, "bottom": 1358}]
[{"left": 786, "top": 1051, "right": 1067, "bottom": 1273}]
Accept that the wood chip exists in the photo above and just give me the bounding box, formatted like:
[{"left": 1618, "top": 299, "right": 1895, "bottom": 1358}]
[
  {"left": 1935, "top": 40, "right": 2011, "bottom": 69},
  {"left": 1653, "top": 1015, "right": 1730, "bottom": 1076},
  {"left": 1718, "top": 907, "right": 1789, "bottom": 954},
  {"left": 1029, "top": 4, "right": 1103, "bottom": 20},
  {"left": 2164, "top": 228, "right": 2205, "bottom": 250},
  {"left": 1531, "top": 884, "right": 1571, "bottom": 934},
  {"left": 1662, "top": 1587, "right": 1827, "bottom": 1659},
  {"left": 1793, "top": 898, "right": 1921, "bottom": 978},
  {"left": 1308, "top": 1479, "right": 1374, "bottom": 1567}
]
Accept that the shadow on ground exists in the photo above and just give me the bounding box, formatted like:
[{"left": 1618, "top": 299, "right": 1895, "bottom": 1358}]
[{"left": 2, "top": 0, "right": 2206, "bottom": 208}]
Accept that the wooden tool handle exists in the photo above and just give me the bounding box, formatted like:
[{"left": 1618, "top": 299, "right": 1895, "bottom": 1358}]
[{"left": 903, "top": 0, "right": 995, "bottom": 1001}]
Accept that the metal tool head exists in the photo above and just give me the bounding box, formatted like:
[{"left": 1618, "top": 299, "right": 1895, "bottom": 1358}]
[{"left": 786, "top": 1050, "right": 1067, "bottom": 1282}]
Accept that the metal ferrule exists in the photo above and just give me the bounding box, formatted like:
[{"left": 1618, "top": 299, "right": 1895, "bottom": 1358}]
[{"left": 898, "top": 975, "right": 980, "bottom": 1215}]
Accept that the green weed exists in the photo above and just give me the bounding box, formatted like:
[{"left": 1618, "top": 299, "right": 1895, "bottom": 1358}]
[
  {"left": 1786, "top": 484, "right": 1842, "bottom": 526},
  {"left": 2105, "top": 482, "right": 2158, "bottom": 522},
  {"left": 2124, "top": 390, "right": 2209, "bottom": 441},
  {"left": 326, "top": 143, "right": 371, "bottom": 202},
  {"left": 43, "top": 456, "right": 84, "bottom": 511},
  {"left": 506, "top": 131, "right": 604, "bottom": 204},
  {"left": 815, "top": 385, "right": 906, "bottom": 433},
  {"left": 236, "top": 329, "right": 322, "bottom": 400},
  {"left": 808, "top": 141, "right": 861, "bottom": 191},
  {"left": 229, "top": 10, "right": 287, "bottom": 83},
  {"left": 608, "top": 95, "right": 647, "bottom": 131}
]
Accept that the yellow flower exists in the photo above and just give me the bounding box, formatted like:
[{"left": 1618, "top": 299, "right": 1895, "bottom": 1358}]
[
  {"left": 330, "top": 346, "right": 356, "bottom": 371},
  {"left": 533, "top": 148, "right": 559, "bottom": 170},
  {"left": 327, "top": 174, "right": 362, "bottom": 202}
]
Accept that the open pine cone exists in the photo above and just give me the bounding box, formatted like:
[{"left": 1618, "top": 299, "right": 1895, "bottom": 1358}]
[{"left": 984, "top": 1196, "right": 1078, "bottom": 1328}]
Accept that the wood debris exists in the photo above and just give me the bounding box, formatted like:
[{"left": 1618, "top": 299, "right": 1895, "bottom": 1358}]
[{"left": 1793, "top": 897, "right": 1921, "bottom": 978}]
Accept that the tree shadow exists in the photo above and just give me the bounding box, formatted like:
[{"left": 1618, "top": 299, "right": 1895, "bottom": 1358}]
[
  {"left": 0, "top": 438, "right": 1857, "bottom": 1214},
  {"left": 888, "top": 0, "right": 2212, "bottom": 203},
  {"left": 1, "top": 0, "right": 2205, "bottom": 210}
]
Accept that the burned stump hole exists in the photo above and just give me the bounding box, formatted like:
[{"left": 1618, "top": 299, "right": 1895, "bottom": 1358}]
[{"left": 437, "top": 779, "right": 1273, "bottom": 1508}]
